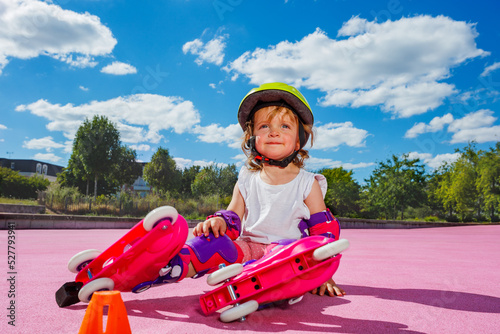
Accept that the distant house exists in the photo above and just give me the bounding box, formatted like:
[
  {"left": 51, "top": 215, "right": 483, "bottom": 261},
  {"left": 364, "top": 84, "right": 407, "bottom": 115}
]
[
  {"left": 121, "top": 162, "right": 152, "bottom": 197},
  {"left": 0, "top": 158, "right": 64, "bottom": 182}
]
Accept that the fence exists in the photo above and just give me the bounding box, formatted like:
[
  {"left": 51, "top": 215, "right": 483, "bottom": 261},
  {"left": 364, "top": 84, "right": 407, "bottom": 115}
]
[{"left": 37, "top": 191, "right": 222, "bottom": 218}]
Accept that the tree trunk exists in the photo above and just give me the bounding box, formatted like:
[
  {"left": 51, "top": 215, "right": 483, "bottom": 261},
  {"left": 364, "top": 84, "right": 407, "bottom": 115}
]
[
  {"left": 94, "top": 174, "right": 98, "bottom": 199},
  {"left": 86, "top": 179, "right": 89, "bottom": 196}
]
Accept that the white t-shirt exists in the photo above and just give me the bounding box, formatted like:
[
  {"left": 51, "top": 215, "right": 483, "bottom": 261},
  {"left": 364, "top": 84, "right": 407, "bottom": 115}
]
[{"left": 237, "top": 166, "right": 327, "bottom": 244}]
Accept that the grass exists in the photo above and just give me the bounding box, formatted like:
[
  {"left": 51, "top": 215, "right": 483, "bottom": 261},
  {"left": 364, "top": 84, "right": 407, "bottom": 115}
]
[{"left": 0, "top": 197, "right": 38, "bottom": 206}]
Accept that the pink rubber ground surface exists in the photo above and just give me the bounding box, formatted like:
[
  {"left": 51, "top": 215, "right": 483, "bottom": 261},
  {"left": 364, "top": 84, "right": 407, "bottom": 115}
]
[{"left": 2, "top": 226, "right": 499, "bottom": 333}]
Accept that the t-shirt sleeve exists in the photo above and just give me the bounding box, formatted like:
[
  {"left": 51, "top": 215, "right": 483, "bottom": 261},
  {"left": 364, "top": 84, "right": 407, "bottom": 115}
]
[
  {"left": 315, "top": 173, "right": 328, "bottom": 198},
  {"left": 303, "top": 172, "right": 328, "bottom": 201},
  {"left": 303, "top": 171, "right": 328, "bottom": 200},
  {"left": 237, "top": 166, "right": 249, "bottom": 199}
]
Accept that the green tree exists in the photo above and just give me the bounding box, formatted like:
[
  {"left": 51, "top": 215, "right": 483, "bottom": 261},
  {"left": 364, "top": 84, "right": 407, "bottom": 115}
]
[
  {"left": 319, "top": 167, "right": 360, "bottom": 217},
  {"left": 70, "top": 115, "right": 122, "bottom": 198},
  {"left": 191, "top": 164, "right": 238, "bottom": 198},
  {"left": 424, "top": 143, "right": 500, "bottom": 222},
  {"left": 180, "top": 165, "right": 201, "bottom": 197},
  {"left": 143, "top": 147, "right": 181, "bottom": 194},
  {"left": 449, "top": 145, "right": 480, "bottom": 220},
  {"left": 111, "top": 146, "right": 143, "bottom": 189},
  {"left": 476, "top": 143, "right": 500, "bottom": 221},
  {"left": 363, "top": 154, "right": 426, "bottom": 219},
  {"left": 58, "top": 155, "right": 88, "bottom": 193},
  {"left": 427, "top": 164, "right": 451, "bottom": 219}
]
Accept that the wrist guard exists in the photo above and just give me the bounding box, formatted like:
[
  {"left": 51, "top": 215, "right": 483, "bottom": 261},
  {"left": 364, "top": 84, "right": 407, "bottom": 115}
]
[{"left": 206, "top": 210, "right": 241, "bottom": 240}]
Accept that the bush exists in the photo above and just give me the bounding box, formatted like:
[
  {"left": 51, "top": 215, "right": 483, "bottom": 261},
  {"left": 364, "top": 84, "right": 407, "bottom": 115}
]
[
  {"left": 404, "top": 206, "right": 433, "bottom": 220},
  {"left": 40, "top": 184, "right": 229, "bottom": 219},
  {"left": 0, "top": 167, "right": 50, "bottom": 199}
]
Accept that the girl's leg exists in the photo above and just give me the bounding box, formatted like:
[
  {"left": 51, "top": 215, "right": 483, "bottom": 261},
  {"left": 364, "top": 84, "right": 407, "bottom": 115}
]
[{"left": 234, "top": 240, "right": 268, "bottom": 263}]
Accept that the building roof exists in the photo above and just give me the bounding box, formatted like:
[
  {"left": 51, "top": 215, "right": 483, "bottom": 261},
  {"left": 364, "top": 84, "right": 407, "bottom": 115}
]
[{"left": 0, "top": 158, "right": 64, "bottom": 177}]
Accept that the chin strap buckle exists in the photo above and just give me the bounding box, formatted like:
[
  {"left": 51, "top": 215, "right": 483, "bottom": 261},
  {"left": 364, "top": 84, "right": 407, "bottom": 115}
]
[{"left": 248, "top": 136, "right": 298, "bottom": 168}]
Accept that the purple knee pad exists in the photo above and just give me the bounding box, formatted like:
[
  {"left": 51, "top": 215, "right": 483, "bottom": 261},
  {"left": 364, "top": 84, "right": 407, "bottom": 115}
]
[{"left": 185, "top": 232, "right": 244, "bottom": 277}]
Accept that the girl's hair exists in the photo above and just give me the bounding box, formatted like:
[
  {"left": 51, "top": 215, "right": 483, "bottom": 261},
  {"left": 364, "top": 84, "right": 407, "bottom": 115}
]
[{"left": 241, "top": 106, "right": 314, "bottom": 170}]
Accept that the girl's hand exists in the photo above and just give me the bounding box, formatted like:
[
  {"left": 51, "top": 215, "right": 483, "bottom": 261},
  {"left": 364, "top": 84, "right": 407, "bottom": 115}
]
[
  {"left": 193, "top": 217, "right": 227, "bottom": 238},
  {"left": 311, "top": 278, "right": 345, "bottom": 297}
]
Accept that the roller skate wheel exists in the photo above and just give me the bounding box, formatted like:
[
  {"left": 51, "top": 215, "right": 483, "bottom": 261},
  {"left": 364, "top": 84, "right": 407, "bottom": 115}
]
[
  {"left": 220, "top": 300, "right": 259, "bottom": 323},
  {"left": 143, "top": 206, "right": 179, "bottom": 231},
  {"left": 78, "top": 277, "right": 115, "bottom": 303},
  {"left": 206, "top": 263, "right": 244, "bottom": 286},
  {"left": 313, "top": 239, "right": 350, "bottom": 261},
  {"left": 288, "top": 295, "right": 304, "bottom": 305},
  {"left": 67, "top": 249, "right": 101, "bottom": 273}
]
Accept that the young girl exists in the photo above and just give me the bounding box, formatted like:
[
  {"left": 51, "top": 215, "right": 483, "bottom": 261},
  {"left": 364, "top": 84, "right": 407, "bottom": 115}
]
[{"left": 164, "top": 83, "right": 344, "bottom": 298}]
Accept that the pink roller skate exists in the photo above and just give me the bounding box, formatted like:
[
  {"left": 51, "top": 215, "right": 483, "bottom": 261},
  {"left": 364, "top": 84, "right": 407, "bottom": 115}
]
[
  {"left": 200, "top": 236, "right": 349, "bottom": 322},
  {"left": 56, "top": 206, "right": 189, "bottom": 307}
]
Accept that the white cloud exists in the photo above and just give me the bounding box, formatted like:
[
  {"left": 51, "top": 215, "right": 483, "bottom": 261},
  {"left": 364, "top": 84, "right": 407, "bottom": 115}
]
[
  {"left": 306, "top": 156, "right": 375, "bottom": 171},
  {"left": 33, "top": 152, "right": 62, "bottom": 163},
  {"left": 183, "top": 34, "right": 227, "bottom": 66},
  {"left": 63, "top": 140, "right": 73, "bottom": 154},
  {"left": 225, "top": 15, "right": 487, "bottom": 118},
  {"left": 79, "top": 86, "right": 89, "bottom": 91},
  {"left": 209, "top": 81, "right": 225, "bottom": 94},
  {"left": 192, "top": 123, "right": 242, "bottom": 149},
  {"left": 313, "top": 122, "right": 369, "bottom": 149},
  {"left": 129, "top": 144, "right": 151, "bottom": 152},
  {"left": 53, "top": 54, "right": 98, "bottom": 68},
  {"left": 23, "top": 136, "right": 65, "bottom": 152},
  {"left": 408, "top": 152, "right": 461, "bottom": 169},
  {"left": 342, "top": 162, "right": 376, "bottom": 170},
  {"left": 405, "top": 113, "right": 454, "bottom": 138},
  {"left": 172, "top": 157, "right": 193, "bottom": 170},
  {"left": 337, "top": 15, "right": 373, "bottom": 37},
  {"left": 447, "top": 109, "right": 496, "bottom": 132},
  {"left": 0, "top": 124, "right": 7, "bottom": 130},
  {"left": 448, "top": 109, "right": 499, "bottom": 143},
  {"left": 16, "top": 94, "right": 201, "bottom": 144},
  {"left": 405, "top": 109, "right": 499, "bottom": 144},
  {"left": 481, "top": 62, "right": 500, "bottom": 77},
  {"left": 173, "top": 157, "right": 227, "bottom": 170},
  {"left": 231, "top": 153, "right": 247, "bottom": 168},
  {"left": 101, "top": 61, "right": 137, "bottom": 75},
  {"left": 450, "top": 126, "right": 500, "bottom": 144},
  {"left": 0, "top": 0, "right": 116, "bottom": 73}
]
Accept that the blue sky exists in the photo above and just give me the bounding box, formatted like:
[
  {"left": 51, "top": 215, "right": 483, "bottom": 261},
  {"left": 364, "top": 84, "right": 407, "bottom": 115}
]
[{"left": 1, "top": 0, "right": 499, "bottom": 184}]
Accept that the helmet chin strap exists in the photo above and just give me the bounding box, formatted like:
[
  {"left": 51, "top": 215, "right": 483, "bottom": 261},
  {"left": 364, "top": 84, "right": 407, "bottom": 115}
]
[{"left": 247, "top": 136, "right": 299, "bottom": 168}]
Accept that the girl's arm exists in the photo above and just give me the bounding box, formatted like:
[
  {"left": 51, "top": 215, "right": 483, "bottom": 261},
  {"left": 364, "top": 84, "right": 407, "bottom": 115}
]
[
  {"left": 304, "top": 179, "right": 327, "bottom": 214},
  {"left": 304, "top": 179, "right": 345, "bottom": 297}
]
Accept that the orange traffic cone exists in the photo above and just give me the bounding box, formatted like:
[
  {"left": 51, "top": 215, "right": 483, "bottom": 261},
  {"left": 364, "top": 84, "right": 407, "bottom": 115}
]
[{"left": 78, "top": 291, "right": 132, "bottom": 334}]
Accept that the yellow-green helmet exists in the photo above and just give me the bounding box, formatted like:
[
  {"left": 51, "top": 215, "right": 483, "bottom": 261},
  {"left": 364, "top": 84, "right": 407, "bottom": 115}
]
[
  {"left": 238, "top": 83, "right": 313, "bottom": 167},
  {"left": 238, "top": 82, "right": 314, "bottom": 133}
]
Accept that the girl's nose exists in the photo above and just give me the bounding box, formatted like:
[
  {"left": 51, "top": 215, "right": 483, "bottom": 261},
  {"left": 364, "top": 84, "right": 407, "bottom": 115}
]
[{"left": 269, "top": 127, "right": 280, "bottom": 136}]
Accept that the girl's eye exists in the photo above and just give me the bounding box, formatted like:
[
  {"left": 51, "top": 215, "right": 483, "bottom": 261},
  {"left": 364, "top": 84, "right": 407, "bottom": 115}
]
[
  {"left": 259, "top": 124, "right": 268, "bottom": 129},
  {"left": 282, "top": 124, "right": 290, "bottom": 129}
]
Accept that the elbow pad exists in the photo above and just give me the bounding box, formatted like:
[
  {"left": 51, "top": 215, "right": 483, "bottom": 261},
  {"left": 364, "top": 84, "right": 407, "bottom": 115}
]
[{"left": 299, "top": 209, "right": 340, "bottom": 240}]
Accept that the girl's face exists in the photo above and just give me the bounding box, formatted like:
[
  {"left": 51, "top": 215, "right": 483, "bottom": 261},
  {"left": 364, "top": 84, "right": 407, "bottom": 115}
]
[{"left": 253, "top": 106, "right": 300, "bottom": 162}]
